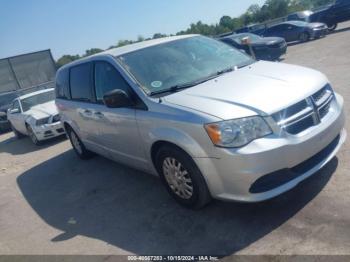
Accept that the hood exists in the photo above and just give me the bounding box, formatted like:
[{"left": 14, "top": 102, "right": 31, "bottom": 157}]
[
  {"left": 163, "top": 61, "right": 328, "bottom": 120},
  {"left": 252, "top": 37, "right": 285, "bottom": 46},
  {"left": 24, "top": 101, "right": 58, "bottom": 119}
]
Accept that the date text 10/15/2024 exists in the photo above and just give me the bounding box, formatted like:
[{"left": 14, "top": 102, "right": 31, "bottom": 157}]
[{"left": 127, "top": 255, "right": 219, "bottom": 261}]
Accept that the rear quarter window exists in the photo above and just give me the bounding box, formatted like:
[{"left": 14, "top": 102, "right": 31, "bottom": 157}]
[{"left": 69, "top": 63, "right": 93, "bottom": 102}]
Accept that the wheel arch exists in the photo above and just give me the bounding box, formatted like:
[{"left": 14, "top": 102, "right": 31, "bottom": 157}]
[
  {"left": 147, "top": 127, "right": 211, "bottom": 168},
  {"left": 62, "top": 120, "right": 81, "bottom": 138},
  {"left": 24, "top": 117, "right": 35, "bottom": 132},
  {"left": 150, "top": 140, "right": 190, "bottom": 170}
]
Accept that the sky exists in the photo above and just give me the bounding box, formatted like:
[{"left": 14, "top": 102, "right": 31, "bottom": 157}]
[{"left": 0, "top": 0, "right": 265, "bottom": 60}]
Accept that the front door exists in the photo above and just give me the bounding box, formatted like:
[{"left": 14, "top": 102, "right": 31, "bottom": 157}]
[
  {"left": 92, "top": 61, "right": 148, "bottom": 171},
  {"left": 8, "top": 99, "right": 27, "bottom": 133}
]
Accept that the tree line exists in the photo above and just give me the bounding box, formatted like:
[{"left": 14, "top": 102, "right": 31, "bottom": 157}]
[{"left": 56, "top": 0, "right": 333, "bottom": 68}]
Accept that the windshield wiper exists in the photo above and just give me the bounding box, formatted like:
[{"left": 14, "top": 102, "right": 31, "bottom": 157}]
[
  {"left": 216, "top": 66, "right": 235, "bottom": 75},
  {"left": 150, "top": 66, "right": 237, "bottom": 97},
  {"left": 237, "top": 60, "right": 255, "bottom": 69}
]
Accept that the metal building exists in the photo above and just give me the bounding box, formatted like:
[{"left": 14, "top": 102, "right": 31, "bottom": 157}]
[{"left": 0, "top": 49, "right": 56, "bottom": 94}]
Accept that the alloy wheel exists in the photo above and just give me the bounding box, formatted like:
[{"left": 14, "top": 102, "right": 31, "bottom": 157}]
[
  {"left": 70, "top": 131, "right": 83, "bottom": 155},
  {"left": 162, "top": 157, "right": 194, "bottom": 199},
  {"left": 27, "top": 126, "right": 39, "bottom": 144},
  {"left": 300, "top": 33, "right": 309, "bottom": 42}
]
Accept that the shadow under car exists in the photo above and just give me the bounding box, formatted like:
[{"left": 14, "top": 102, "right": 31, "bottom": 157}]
[{"left": 17, "top": 149, "right": 338, "bottom": 256}]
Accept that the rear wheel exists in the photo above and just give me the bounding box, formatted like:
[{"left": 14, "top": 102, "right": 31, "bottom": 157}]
[
  {"left": 299, "top": 32, "right": 310, "bottom": 42},
  {"left": 67, "top": 127, "right": 95, "bottom": 159},
  {"left": 155, "top": 145, "right": 211, "bottom": 209}
]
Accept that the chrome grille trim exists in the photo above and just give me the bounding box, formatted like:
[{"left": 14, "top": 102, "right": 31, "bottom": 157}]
[
  {"left": 272, "top": 84, "right": 334, "bottom": 135},
  {"left": 319, "top": 95, "right": 333, "bottom": 119},
  {"left": 280, "top": 110, "right": 314, "bottom": 128},
  {"left": 277, "top": 107, "right": 313, "bottom": 127}
]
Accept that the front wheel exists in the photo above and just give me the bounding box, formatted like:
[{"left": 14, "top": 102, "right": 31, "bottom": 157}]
[
  {"left": 11, "top": 124, "right": 25, "bottom": 139},
  {"left": 327, "top": 23, "right": 338, "bottom": 31},
  {"left": 67, "top": 127, "right": 95, "bottom": 159},
  {"left": 299, "top": 32, "right": 310, "bottom": 42},
  {"left": 156, "top": 146, "right": 211, "bottom": 209},
  {"left": 26, "top": 125, "right": 41, "bottom": 145}
]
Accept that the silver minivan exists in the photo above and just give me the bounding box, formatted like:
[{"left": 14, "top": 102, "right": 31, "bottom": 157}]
[{"left": 56, "top": 35, "right": 346, "bottom": 209}]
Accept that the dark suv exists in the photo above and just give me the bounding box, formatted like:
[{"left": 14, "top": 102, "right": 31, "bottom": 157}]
[{"left": 310, "top": 0, "right": 350, "bottom": 30}]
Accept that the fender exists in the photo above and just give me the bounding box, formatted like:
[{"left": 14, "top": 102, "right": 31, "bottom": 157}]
[{"left": 147, "top": 127, "right": 210, "bottom": 159}]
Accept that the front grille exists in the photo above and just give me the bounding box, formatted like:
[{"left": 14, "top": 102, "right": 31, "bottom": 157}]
[
  {"left": 284, "top": 115, "right": 314, "bottom": 135},
  {"left": 312, "top": 87, "right": 328, "bottom": 103},
  {"left": 272, "top": 84, "right": 334, "bottom": 135},
  {"left": 319, "top": 100, "right": 331, "bottom": 118},
  {"left": 56, "top": 128, "right": 65, "bottom": 133}
]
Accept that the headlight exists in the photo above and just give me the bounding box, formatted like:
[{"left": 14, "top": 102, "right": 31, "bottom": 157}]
[
  {"left": 36, "top": 117, "right": 50, "bottom": 126},
  {"left": 204, "top": 116, "right": 272, "bottom": 148}
]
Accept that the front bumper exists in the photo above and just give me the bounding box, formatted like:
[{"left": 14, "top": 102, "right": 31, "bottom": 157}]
[
  {"left": 195, "top": 95, "right": 346, "bottom": 202},
  {"left": 32, "top": 121, "right": 65, "bottom": 141},
  {"left": 311, "top": 28, "right": 328, "bottom": 38}
]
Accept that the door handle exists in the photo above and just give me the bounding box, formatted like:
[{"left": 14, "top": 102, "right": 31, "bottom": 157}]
[
  {"left": 80, "top": 109, "right": 93, "bottom": 118},
  {"left": 94, "top": 111, "right": 104, "bottom": 118}
]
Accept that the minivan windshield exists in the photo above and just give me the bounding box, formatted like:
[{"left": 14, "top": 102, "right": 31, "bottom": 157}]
[
  {"left": 118, "top": 36, "right": 254, "bottom": 95},
  {"left": 21, "top": 90, "right": 55, "bottom": 112}
]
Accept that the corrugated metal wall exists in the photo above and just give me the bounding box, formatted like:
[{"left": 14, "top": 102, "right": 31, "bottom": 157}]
[{"left": 0, "top": 50, "right": 56, "bottom": 94}]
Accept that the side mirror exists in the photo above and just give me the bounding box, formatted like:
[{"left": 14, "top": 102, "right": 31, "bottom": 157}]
[
  {"left": 9, "top": 108, "right": 20, "bottom": 114},
  {"left": 103, "top": 89, "right": 134, "bottom": 108},
  {"left": 240, "top": 36, "right": 256, "bottom": 60},
  {"left": 241, "top": 36, "right": 251, "bottom": 45}
]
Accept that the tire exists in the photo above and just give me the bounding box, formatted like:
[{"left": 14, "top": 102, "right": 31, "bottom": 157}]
[
  {"left": 67, "top": 127, "right": 95, "bottom": 160},
  {"left": 299, "top": 32, "right": 310, "bottom": 42},
  {"left": 11, "top": 124, "right": 25, "bottom": 139},
  {"left": 26, "top": 124, "right": 42, "bottom": 145},
  {"left": 327, "top": 23, "right": 337, "bottom": 31},
  {"left": 155, "top": 145, "right": 211, "bottom": 209}
]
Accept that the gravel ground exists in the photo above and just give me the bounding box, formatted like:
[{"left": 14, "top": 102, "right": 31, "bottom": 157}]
[{"left": 0, "top": 22, "right": 350, "bottom": 257}]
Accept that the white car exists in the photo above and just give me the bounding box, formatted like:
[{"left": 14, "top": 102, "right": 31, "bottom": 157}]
[{"left": 7, "top": 88, "right": 65, "bottom": 145}]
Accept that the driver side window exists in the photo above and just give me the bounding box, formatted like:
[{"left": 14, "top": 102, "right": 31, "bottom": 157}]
[
  {"left": 94, "top": 61, "right": 131, "bottom": 103},
  {"left": 13, "top": 100, "right": 21, "bottom": 112}
]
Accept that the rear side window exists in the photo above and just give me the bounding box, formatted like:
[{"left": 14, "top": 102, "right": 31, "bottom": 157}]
[
  {"left": 55, "top": 68, "right": 70, "bottom": 99},
  {"left": 94, "top": 61, "right": 131, "bottom": 102},
  {"left": 70, "top": 63, "right": 93, "bottom": 102}
]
